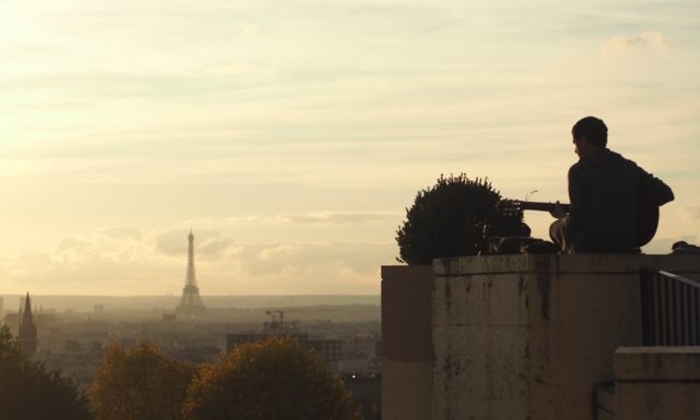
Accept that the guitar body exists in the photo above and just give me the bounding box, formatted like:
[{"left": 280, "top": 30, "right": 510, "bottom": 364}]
[
  {"left": 499, "top": 200, "right": 659, "bottom": 248},
  {"left": 636, "top": 197, "right": 660, "bottom": 248}
]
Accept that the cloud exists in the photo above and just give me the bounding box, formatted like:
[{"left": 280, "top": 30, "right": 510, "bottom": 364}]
[
  {"left": 201, "top": 62, "right": 258, "bottom": 77},
  {"left": 34, "top": 211, "right": 399, "bottom": 280},
  {"left": 198, "top": 237, "right": 236, "bottom": 260},
  {"left": 51, "top": 227, "right": 154, "bottom": 265},
  {"left": 220, "top": 212, "right": 402, "bottom": 228},
  {"left": 10, "top": 212, "right": 398, "bottom": 294},
  {"left": 98, "top": 226, "right": 143, "bottom": 240},
  {"left": 281, "top": 212, "right": 400, "bottom": 225},
  {"left": 687, "top": 206, "right": 700, "bottom": 222},
  {"left": 601, "top": 31, "right": 672, "bottom": 57},
  {"left": 35, "top": 219, "right": 387, "bottom": 293},
  {"left": 4, "top": 234, "right": 393, "bottom": 295},
  {"left": 52, "top": 237, "right": 91, "bottom": 264},
  {"left": 200, "top": 241, "right": 394, "bottom": 294},
  {"left": 235, "top": 242, "right": 392, "bottom": 278}
]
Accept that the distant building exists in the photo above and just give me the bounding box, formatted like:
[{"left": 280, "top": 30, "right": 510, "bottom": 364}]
[
  {"left": 176, "top": 229, "right": 207, "bottom": 318},
  {"left": 19, "top": 293, "right": 38, "bottom": 359},
  {"left": 340, "top": 334, "right": 380, "bottom": 374}
]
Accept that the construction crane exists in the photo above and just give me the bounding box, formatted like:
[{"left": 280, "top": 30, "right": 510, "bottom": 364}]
[{"left": 266, "top": 310, "right": 285, "bottom": 325}]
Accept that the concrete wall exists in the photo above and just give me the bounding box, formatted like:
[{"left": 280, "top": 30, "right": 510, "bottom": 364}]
[
  {"left": 616, "top": 346, "right": 700, "bottom": 420},
  {"left": 432, "top": 254, "right": 700, "bottom": 420},
  {"left": 381, "top": 265, "right": 433, "bottom": 420}
]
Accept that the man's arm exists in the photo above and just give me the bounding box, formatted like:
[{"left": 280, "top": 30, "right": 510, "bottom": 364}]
[{"left": 639, "top": 170, "right": 674, "bottom": 207}]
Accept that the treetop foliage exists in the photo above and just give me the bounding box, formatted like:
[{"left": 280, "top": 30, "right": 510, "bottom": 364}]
[
  {"left": 91, "top": 342, "right": 195, "bottom": 420},
  {"left": 184, "top": 336, "right": 361, "bottom": 420},
  {"left": 396, "top": 173, "right": 524, "bottom": 264}
]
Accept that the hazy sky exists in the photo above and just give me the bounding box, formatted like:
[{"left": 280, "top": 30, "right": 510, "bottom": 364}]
[{"left": 1, "top": 0, "right": 698, "bottom": 296}]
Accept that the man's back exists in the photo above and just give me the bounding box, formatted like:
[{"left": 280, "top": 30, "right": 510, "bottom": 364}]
[{"left": 567, "top": 149, "right": 642, "bottom": 252}]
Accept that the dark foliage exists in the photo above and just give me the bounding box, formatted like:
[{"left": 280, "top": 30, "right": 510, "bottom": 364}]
[
  {"left": 0, "top": 325, "right": 93, "bottom": 420},
  {"left": 396, "top": 173, "right": 524, "bottom": 264}
]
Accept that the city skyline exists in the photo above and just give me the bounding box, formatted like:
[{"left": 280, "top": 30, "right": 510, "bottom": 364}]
[{"left": 1, "top": 0, "right": 698, "bottom": 295}]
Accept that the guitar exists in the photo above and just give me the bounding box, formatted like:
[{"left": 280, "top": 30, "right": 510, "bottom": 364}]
[{"left": 498, "top": 200, "right": 658, "bottom": 248}]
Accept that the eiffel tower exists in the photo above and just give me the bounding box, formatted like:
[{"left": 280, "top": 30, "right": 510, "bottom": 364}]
[{"left": 176, "top": 229, "right": 207, "bottom": 318}]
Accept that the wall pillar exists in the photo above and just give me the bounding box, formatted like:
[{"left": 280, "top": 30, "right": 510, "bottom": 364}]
[{"left": 381, "top": 265, "right": 432, "bottom": 420}]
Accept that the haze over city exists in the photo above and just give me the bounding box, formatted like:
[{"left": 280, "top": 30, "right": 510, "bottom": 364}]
[{"left": 1, "top": 0, "right": 698, "bottom": 296}]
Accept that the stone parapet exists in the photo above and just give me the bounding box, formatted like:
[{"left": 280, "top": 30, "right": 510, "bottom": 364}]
[{"left": 432, "top": 254, "right": 700, "bottom": 420}]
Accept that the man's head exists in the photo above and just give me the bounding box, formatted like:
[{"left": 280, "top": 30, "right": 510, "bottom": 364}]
[{"left": 572, "top": 116, "right": 607, "bottom": 157}]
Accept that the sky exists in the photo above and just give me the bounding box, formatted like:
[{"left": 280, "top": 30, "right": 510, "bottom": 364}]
[{"left": 1, "top": 0, "right": 698, "bottom": 296}]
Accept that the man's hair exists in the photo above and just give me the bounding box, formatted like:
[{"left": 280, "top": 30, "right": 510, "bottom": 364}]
[{"left": 572, "top": 116, "right": 607, "bottom": 147}]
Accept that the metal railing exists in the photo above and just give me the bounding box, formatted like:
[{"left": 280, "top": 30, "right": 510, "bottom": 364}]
[{"left": 640, "top": 269, "right": 700, "bottom": 346}]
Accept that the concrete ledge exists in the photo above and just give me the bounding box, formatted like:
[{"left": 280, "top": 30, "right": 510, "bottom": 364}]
[
  {"left": 616, "top": 347, "right": 700, "bottom": 420},
  {"left": 434, "top": 254, "right": 700, "bottom": 277},
  {"left": 616, "top": 346, "right": 700, "bottom": 381}
]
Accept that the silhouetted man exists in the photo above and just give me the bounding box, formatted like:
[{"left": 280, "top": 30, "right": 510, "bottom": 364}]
[{"left": 549, "top": 116, "right": 674, "bottom": 253}]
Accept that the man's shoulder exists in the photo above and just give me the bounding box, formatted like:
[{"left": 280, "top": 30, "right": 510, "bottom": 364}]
[
  {"left": 610, "top": 150, "right": 642, "bottom": 168},
  {"left": 574, "top": 149, "right": 642, "bottom": 171},
  {"left": 567, "top": 160, "right": 586, "bottom": 182},
  {"left": 567, "top": 158, "right": 591, "bottom": 175}
]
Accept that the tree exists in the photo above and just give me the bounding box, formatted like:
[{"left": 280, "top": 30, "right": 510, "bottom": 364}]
[
  {"left": 0, "top": 324, "right": 21, "bottom": 363},
  {"left": 91, "top": 342, "right": 195, "bottom": 420},
  {"left": 396, "top": 173, "right": 524, "bottom": 264},
  {"left": 183, "top": 336, "right": 361, "bottom": 420},
  {"left": 0, "top": 325, "right": 93, "bottom": 420}
]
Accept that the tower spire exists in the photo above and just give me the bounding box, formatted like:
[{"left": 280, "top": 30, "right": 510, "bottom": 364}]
[
  {"left": 19, "top": 293, "right": 38, "bottom": 358},
  {"left": 176, "top": 229, "right": 206, "bottom": 318}
]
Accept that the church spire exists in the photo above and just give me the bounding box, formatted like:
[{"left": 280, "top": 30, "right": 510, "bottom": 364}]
[{"left": 19, "top": 293, "right": 38, "bottom": 359}]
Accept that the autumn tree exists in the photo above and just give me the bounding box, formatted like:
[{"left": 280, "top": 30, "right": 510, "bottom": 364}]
[
  {"left": 91, "top": 342, "right": 195, "bottom": 420},
  {"left": 0, "top": 325, "right": 93, "bottom": 420},
  {"left": 183, "top": 336, "right": 361, "bottom": 420},
  {"left": 396, "top": 173, "right": 524, "bottom": 264}
]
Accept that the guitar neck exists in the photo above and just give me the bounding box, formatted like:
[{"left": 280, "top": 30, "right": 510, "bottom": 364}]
[{"left": 519, "top": 201, "right": 571, "bottom": 213}]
